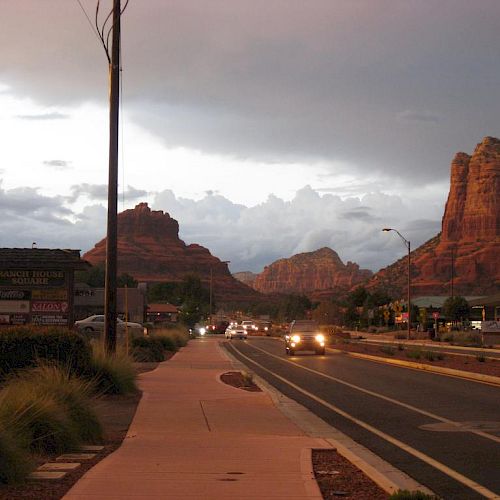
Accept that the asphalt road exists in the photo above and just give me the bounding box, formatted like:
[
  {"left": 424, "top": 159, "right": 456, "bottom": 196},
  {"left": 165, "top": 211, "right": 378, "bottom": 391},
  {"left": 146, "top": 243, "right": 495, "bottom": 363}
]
[{"left": 224, "top": 337, "right": 500, "bottom": 500}]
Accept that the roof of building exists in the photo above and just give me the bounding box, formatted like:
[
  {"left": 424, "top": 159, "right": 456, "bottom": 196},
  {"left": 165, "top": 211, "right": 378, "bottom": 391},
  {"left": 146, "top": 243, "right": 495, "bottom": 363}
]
[
  {"left": 411, "top": 295, "right": 486, "bottom": 308},
  {"left": 147, "top": 303, "right": 179, "bottom": 313},
  {"left": 0, "top": 248, "right": 90, "bottom": 270}
]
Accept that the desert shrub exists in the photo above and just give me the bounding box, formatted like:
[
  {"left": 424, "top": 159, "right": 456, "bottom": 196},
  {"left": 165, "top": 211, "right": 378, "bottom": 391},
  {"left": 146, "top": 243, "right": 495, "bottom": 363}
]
[
  {"left": 406, "top": 349, "right": 422, "bottom": 360},
  {"left": 394, "top": 332, "right": 407, "bottom": 339},
  {"left": 0, "top": 382, "right": 80, "bottom": 455},
  {"left": 0, "top": 326, "right": 92, "bottom": 380},
  {"left": 87, "top": 345, "right": 137, "bottom": 395},
  {"left": 450, "top": 332, "right": 482, "bottom": 347},
  {"left": 150, "top": 327, "right": 189, "bottom": 348},
  {"left": 0, "top": 424, "right": 33, "bottom": 484},
  {"left": 380, "top": 345, "right": 396, "bottom": 356},
  {"left": 397, "top": 343, "right": 405, "bottom": 351},
  {"left": 15, "top": 364, "right": 102, "bottom": 444},
  {"left": 131, "top": 336, "right": 166, "bottom": 362}
]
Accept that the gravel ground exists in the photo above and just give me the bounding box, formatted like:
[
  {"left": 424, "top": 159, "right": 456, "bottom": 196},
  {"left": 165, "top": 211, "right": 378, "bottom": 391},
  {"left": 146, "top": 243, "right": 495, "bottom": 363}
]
[{"left": 313, "top": 449, "right": 389, "bottom": 499}]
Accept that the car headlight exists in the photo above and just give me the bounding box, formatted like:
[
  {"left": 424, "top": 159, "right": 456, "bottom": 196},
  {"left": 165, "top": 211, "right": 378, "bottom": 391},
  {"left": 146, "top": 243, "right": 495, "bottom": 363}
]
[
  {"left": 264, "top": 327, "right": 268, "bottom": 331},
  {"left": 315, "top": 334, "right": 325, "bottom": 343},
  {"left": 199, "top": 327, "right": 206, "bottom": 335},
  {"left": 291, "top": 334, "right": 301, "bottom": 343}
]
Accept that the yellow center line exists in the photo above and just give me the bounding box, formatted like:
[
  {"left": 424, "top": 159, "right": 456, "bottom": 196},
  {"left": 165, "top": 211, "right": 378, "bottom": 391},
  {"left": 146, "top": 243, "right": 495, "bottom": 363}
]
[{"left": 228, "top": 343, "right": 500, "bottom": 499}]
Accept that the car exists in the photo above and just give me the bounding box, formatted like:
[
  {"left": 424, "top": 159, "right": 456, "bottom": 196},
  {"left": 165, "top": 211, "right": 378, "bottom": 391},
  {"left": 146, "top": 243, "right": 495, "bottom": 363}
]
[
  {"left": 225, "top": 324, "right": 248, "bottom": 340},
  {"left": 241, "top": 320, "right": 258, "bottom": 332},
  {"left": 284, "top": 320, "right": 326, "bottom": 355},
  {"left": 74, "top": 315, "right": 146, "bottom": 337}
]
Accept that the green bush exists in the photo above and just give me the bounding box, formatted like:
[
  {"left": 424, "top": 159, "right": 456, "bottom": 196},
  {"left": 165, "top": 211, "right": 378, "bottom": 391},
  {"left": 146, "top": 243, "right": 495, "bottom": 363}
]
[
  {"left": 0, "top": 425, "right": 33, "bottom": 484},
  {"left": 380, "top": 345, "right": 396, "bottom": 356},
  {"left": 15, "top": 364, "right": 102, "bottom": 444},
  {"left": 0, "top": 382, "right": 80, "bottom": 455},
  {"left": 0, "top": 326, "right": 92, "bottom": 380},
  {"left": 86, "top": 344, "right": 137, "bottom": 395},
  {"left": 406, "top": 349, "right": 422, "bottom": 360}
]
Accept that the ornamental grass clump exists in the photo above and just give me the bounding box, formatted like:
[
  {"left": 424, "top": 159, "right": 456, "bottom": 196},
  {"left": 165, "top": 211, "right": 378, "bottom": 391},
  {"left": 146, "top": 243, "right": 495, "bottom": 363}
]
[
  {"left": 15, "top": 364, "right": 103, "bottom": 444},
  {"left": 0, "top": 423, "right": 33, "bottom": 484},
  {"left": 0, "top": 381, "right": 80, "bottom": 455},
  {"left": 88, "top": 344, "right": 137, "bottom": 395},
  {"left": 131, "top": 336, "right": 166, "bottom": 362}
]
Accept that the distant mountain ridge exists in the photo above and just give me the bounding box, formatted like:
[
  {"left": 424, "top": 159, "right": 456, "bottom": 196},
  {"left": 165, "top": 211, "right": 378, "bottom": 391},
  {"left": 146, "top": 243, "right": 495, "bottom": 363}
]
[{"left": 251, "top": 247, "right": 373, "bottom": 295}]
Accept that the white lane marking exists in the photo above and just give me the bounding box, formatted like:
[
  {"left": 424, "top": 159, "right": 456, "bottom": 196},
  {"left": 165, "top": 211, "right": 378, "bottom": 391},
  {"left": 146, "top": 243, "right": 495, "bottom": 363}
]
[
  {"left": 248, "top": 342, "right": 500, "bottom": 445},
  {"left": 228, "top": 344, "right": 500, "bottom": 499}
]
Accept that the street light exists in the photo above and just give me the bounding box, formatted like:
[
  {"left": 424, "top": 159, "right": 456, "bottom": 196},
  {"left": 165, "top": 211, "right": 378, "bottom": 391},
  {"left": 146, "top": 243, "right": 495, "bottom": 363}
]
[
  {"left": 209, "top": 260, "right": 230, "bottom": 326},
  {"left": 383, "top": 228, "right": 411, "bottom": 340}
]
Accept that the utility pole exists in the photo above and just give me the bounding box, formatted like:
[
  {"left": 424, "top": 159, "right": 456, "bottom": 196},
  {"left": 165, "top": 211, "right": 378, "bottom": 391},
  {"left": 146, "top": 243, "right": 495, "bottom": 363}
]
[{"left": 104, "top": 0, "right": 121, "bottom": 355}]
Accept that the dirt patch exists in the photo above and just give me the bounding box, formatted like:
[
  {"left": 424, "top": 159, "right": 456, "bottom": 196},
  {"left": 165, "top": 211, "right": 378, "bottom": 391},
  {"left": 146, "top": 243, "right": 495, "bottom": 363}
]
[
  {"left": 0, "top": 363, "right": 160, "bottom": 500},
  {"left": 332, "top": 341, "right": 500, "bottom": 378},
  {"left": 220, "top": 371, "right": 262, "bottom": 392},
  {"left": 313, "top": 448, "right": 388, "bottom": 499}
]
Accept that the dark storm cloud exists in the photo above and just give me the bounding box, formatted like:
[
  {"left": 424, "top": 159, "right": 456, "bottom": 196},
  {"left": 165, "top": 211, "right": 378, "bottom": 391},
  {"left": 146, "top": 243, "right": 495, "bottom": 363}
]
[
  {"left": 340, "top": 207, "right": 376, "bottom": 222},
  {"left": 0, "top": 184, "right": 71, "bottom": 216},
  {"left": 17, "top": 112, "right": 69, "bottom": 121},
  {"left": 1, "top": 0, "right": 500, "bottom": 184}
]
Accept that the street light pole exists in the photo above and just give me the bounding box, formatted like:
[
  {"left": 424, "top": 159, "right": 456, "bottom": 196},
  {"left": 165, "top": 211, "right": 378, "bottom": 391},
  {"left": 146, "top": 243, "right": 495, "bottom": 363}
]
[{"left": 383, "top": 228, "right": 411, "bottom": 340}]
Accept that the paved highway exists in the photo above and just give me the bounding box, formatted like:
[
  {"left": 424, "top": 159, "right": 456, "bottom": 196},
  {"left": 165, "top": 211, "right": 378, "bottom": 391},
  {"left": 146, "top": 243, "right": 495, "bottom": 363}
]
[{"left": 225, "top": 337, "right": 500, "bottom": 500}]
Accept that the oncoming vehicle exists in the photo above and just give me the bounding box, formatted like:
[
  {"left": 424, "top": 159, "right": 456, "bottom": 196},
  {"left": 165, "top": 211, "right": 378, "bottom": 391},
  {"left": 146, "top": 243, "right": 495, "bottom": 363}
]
[
  {"left": 241, "top": 320, "right": 257, "bottom": 332},
  {"left": 285, "top": 320, "right": 325, "bottom": 355},
  {"left": 74, "top": 315, "right": 146, "bottom": 337},
  {"left": 225, "top": 324, "right": 247, "bottom": 340}
]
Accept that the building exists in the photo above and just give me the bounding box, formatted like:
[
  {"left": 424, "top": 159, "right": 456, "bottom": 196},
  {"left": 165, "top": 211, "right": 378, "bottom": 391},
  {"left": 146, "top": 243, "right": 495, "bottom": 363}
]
[
  {"left": 74, "top": 283, "right": 147, "bottom": 323},
  {"left": 146, "top": 303, "right": 179, "bottom": 323},
  {"left": 0, "top": 248, "right": 89, "bottom": 327}
]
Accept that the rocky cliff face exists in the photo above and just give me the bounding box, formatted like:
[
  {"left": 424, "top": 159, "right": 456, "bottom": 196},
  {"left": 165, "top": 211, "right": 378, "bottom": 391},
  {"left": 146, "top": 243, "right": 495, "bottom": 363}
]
[
  {"left": 233, "top": 271, "right": 258, "bottom": 287},
  {"left": 83, "top": 203, "right": 259, "bottom": 302},
  {"left": 252, "top": 247, "right": 372, "bottom": 295},
  {"left": 368, "top": 137, "right": 500, "bottom": 297}
]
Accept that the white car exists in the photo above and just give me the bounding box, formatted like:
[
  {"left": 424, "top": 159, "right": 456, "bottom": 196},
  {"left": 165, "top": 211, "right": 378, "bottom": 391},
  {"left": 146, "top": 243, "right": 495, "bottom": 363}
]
[
  {"left": 74, "top": 315, "right": 145, "bottom": 337},
  {"left": 225, "top": 324, "right": 248, "bottom": 340},
  {"left": 241, "top": 320, "right": 257, "bottom": 332}
]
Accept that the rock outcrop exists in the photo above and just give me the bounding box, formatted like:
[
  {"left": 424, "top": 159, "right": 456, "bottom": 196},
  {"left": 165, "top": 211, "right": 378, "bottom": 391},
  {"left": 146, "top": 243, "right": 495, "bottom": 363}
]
[
  {"left": 83, "top": 203, "right": 259, "bottom": 302},
  {"left": 368, "top": 137, "right": 500, "bottom": 297},
  {"left": 233, "top": 271, "right": 258, "bottom": 287},
  {"left": 252, "top": 247, "right": 373, "bottom": 295}
]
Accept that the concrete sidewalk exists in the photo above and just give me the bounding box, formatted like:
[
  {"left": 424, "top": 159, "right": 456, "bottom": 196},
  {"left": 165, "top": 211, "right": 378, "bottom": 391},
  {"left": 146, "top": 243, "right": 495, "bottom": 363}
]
[{"left": 64, "top": 338, "right": 325, "bottom": 499}]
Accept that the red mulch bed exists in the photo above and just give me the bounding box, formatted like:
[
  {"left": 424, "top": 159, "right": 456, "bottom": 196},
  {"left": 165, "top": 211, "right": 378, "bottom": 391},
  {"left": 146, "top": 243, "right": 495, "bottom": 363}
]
[
  {"left": 313, "top": 449, "right": 388, "bottom": 499},
  {"left": 332, "top": 341, "right": 500, "bottom": 377},
  {"left": 220, "top": 371, "right": 262, "bottom": 392}
]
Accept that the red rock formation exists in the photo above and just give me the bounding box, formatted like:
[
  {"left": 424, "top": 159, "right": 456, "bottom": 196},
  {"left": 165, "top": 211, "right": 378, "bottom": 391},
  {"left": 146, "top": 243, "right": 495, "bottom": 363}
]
[
  {"left": 368, "top": 137, "right": 500, "bottom": 297},
  {"left": 233, "top": 271, "right": 258, "bottom": 287},
  {"left": 83, "top": 203, "right": 259, "bottom": 302},
  {"left": 252, "top": 247, "right": 372, "bottom": 295}
]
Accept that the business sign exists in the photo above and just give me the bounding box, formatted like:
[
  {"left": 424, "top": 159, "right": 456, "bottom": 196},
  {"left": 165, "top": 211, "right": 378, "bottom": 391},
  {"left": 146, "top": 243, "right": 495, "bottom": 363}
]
[
  {"left": 0, "top": 270, "right": 66, "bottom": 287},
  {"left": 32, "top": 289, "right": 68, "bottom": 301},
  {"left": 32, "top": 314, "right": 68, "bottom": 326},
  {"left": 31, "top": 301, "right": 69, "bottom": 313},
  {"left": 0, "top": 300, "right": 30, "bottom": 313},
  {"left": 482, "top": 321, "right": 500, "bottom": 333},
  {"left": 0, "top": 290, "right": 31, "bottom": 300},
  {"left": 432, "top": 312, "right": 440, "bottom": 319},
  {"left": 11, "top": 314, "right": 28, "bottom": 325}
]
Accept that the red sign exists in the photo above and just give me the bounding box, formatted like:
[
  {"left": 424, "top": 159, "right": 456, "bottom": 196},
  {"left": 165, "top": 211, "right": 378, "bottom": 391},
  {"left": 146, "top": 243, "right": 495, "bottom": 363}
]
[
  {"left": 432, "top": 312, "right": 440, "bottom": 319},
  {"left": 31, "top": 301, "right": 68, "bottom": 313}
]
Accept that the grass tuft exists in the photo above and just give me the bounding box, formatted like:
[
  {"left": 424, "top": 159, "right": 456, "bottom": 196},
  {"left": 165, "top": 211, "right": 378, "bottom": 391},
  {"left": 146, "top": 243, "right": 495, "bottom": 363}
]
[{"left": 0, "top": 424, "right": 33, "bottom": 484}]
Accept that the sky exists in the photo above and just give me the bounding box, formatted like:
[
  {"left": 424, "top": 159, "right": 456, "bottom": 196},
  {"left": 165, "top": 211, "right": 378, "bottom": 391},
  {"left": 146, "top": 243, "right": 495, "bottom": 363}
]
[{"left": 1, "top": 1, "right": 499, "bottom": 273}]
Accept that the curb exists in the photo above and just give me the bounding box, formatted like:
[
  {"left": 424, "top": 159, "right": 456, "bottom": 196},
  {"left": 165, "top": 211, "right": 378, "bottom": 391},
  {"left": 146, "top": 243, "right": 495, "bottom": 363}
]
[
  {"left": 329, "top": 348, "right": 500, "bottom": 386},
  {"left": 221, "top": 341, "right": 432, "bottom": 496}
]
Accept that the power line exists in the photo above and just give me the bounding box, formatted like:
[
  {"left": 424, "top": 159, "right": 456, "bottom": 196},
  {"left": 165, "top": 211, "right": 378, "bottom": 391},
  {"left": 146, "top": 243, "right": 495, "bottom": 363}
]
[{"left": 74, "top": 0, "right": 101, "bottom": 42}]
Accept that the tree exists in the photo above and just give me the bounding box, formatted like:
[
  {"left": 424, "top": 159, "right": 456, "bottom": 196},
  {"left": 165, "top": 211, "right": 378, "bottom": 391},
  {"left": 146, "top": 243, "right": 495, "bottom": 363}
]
[
  {"left": 442, "top": 296, "right": 470, "bottom": 323},
  {"left": 117, "top": 273, "right": 138, "bottom": 288},
  {"left": 76, "top": 264, "right": 138, "bottom": 288}
]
